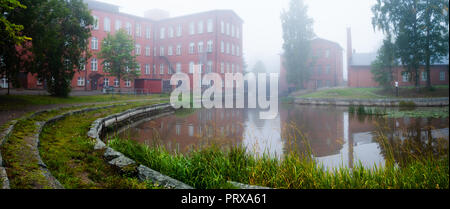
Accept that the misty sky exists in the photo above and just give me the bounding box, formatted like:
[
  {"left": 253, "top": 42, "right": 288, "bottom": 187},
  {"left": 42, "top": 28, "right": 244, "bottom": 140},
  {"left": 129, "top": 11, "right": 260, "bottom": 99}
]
[{"left": 96, "top": 0, "right": 385, "bottom": 80}]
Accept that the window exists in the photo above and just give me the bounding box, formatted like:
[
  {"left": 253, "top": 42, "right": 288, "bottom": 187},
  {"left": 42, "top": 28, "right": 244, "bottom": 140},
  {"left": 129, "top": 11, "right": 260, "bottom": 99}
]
[
  {"left": 153, "top": 47, "right": 156, "bottom": 57},
  {"left": 153, "top": 64, "right": 156, "bottom": 74},
  {"left": 160, "top": 46, "right": 165, "bottom": 56},
  {"left": 37, "top": 79, "right": 42, "bottom": 86},
  {"left": 197, "top": 21, "right": 203, "bottom": 34},
  {"left": 236, "top": 46, "right": 240, "bottom": 56},
  {"left": 402, "top": 71, "right": 410, "bottom": 82},
  {"left": 226, "top": 63, "right": 230, "bottom": 73},
  {"left": 231, "top": 24, "right": 235, "bottom": 37},
  {"left": 325, "top": 49, "right": 330, "bottom": 58},
  {"left": 421, "top": 71, "right": 427, "bottom": 81},
  {"left": 198, "top": 41, "right": 204, "bottom": 53},
  {"left": 145, "top": 64, "right": 150, "bottom": 75},
  {"left": 145, "top": 26, "right": 151, "bottom": 39},
  {"left": 91, "top": 37, "right": 98, "bottom": 50},
  {"left": 160, "top": 64, "right": 164, "bottom": 74},
  {"left": 77, "top": 77, "right": 85, "bottom": 86},
  {"left": 104, "top": 17, "right": 110, "bottom": 32},
  {"left": 232, "top": 64, "right": 235, "bottom": 73},
  {"left": 189, "top": 42, "right": 195, "bottom": 54},
  {"left": 135, "top": 23, "right": 141, "bottom": 37},
  {"left": 136, "top": 64, "right": 141, "bottom": 74},
  {"left": 207, "top": 19, "right": 213, "bottom": 32},
  {"left": 176, "top": 24, "right": 182, "bottom": 37},
  {"left": 145, "top": 46, "right": 150, "bottom": 56},
  {"left": 168, "top": 27, "right": 174, "bottom": 38},
  {"left": 226, "top": 42, "right": 230, "bottom": 54},
  {"left": 188, "top": 125, "right": 194, "bottom": 136},
  {"left": 126, "top": 22, "right": 132, "bottom": 35},
  {"left": 207, "top": 61, "right": 213, "bottom": 73},
  {"left": 176, "top": 44, "right": 181, "bottom": 55},
  {"left": 221, "top": 41, "right": 224, "bottom": 53},
  {"left": 189, "top": 61, "right": 195, "bottom": 74},
  {"left": 189, "top": 22, "right": 195, "bottom": 35},
  {"left": 168, "top": 46, "right": 173, "bottom": 56},
  {"left": 226, "top": 23, "right": 230, "bottom": 35},
  {"left": 93, "top": 16, "right": 99, "bottom": 30},
  {"left": 91, "top": 58, "right": 98, "bottom": 71},
  {"left": 326, "top": 65, "right": 331, "bottom": 74},
  {"left": 114, "top": 79, "right": 119, "bottom": 87},
  {"left": 176, "top": 63, "right": 181, "bottom": 73},
  {"left": 125, "top": 79, "right": 131, "bottom": 87},
  {"left": 220, "top": 62, "right": 224, "bottom": 74},
  {"left": 125, "top": 66, "right": 130, "bottom": 72},
  {"left": 115, "top": 20, "right": 121, "bottom": 31},
  {"left": 135, "top": 44, "right": 141, "bottom": 55},
  {"left": 104, "top": 78, "right": 109, "bottom": 87},
  {"left": 231, "top": 44, "right": 235, "bottom": 55},
  {"left": 221, "top": 21, "right": 224, "bottom": 34},
  {"left": 160, "top": 27, "right": 165, "bottom": 39},
  {"left": 0, "top": 77, "right": 8, "bottom": 88},
  {"left": 207, "top": 40, "right": 213, "bottom": 52},
  {"left": 440, "top": 71, "right": 446, "bottom": 81}
]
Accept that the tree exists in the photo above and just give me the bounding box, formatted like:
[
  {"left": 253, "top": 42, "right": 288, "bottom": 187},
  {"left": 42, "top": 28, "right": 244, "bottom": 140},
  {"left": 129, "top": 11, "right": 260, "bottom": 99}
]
[
  {"left": 371, "top": 35, "right": 398, "bottom": 89},
  {"left": 421, "top": 0, "right": 449, "bottom": 89},
  {"left": 98, "top": 29, "right": 139, "bottom": 92},
  {"left": 0, "top": 0, "right": 32, "bottom": 95},
  {"left": 281, "top": 0, "right": 314, "bottom": 89},
  {"left": 1, "top": 0, "right": 93, "bottom": 97},
  {"left": 372, "top": 0, "right": 449, "bottom": 90},
  {"left": 252, "top": 60, "right": 267, "bottom": 74}
]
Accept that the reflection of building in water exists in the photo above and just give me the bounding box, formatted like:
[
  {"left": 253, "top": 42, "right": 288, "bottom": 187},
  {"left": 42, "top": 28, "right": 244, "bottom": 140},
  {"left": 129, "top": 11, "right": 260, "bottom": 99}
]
[
  {"left": 120, "top": 108, "right": 245, "bottom": 153},
  {"left": 242, "top": 108, "right": 284, "bottom": 159}
]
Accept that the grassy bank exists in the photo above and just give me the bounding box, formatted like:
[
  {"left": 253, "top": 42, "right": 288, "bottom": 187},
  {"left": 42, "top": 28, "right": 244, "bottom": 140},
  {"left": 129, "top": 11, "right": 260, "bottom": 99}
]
[
  {"left": 0, "top": 94, "right": 168, "bottom": 110},
  {"left": 348, "top": 105, "right": 449, "bottom": 118},
  {"left": 1, "top": 102, "right": 166, "bottom": 189},
  {"left": 108, "top": 136, "right": 448, "bottom": 189},
  {"left": 298, "top": 86, "right": 449, "bottom": 99}
]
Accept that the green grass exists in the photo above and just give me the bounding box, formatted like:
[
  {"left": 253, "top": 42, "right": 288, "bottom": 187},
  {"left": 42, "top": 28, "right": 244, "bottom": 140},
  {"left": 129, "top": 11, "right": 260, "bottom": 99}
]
[
  {"left": 298, "top": 86, "right": 449, "bottom": 99},
  {"left": 39, "top": 102, "right": 166, "bottom": 189},
  {"left": 0, "top": 94, "right": 168, "bottom": 110},
  {"left": 0, "top": 101, "right": 166, "bottom": 189},
  {"left": 108, "top": 136, "right": 448, "bottom": 189}
]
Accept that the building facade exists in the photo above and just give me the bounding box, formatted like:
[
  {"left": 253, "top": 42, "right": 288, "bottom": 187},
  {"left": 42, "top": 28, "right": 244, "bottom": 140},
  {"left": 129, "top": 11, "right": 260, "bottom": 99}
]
[
  {"left": 280, "top": 38, "right": 344, "bottom": 94},
  {"left": 12, "top": 0, "right": 244, "bottom": 92},
  {"left": 347, "top": 28, "right": 449, "bottom": 88}
]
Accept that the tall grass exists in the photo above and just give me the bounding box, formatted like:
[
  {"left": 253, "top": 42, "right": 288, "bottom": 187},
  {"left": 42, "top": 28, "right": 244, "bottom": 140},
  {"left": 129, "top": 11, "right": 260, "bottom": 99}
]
[{"left": 108, "top": 123, "right": 449, "bottom": 189}]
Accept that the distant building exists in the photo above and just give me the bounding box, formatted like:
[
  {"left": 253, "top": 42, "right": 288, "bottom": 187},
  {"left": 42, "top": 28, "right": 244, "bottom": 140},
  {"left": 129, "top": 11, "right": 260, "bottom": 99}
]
[
  {"left": 280, "top": 38, "right": 344, "bottom": 94},
  {"left": 2, "top": 0, "right": 244, "bottom": 92},
  {"left": 347, "top": 28, "right": 449, "bottom": 88}
]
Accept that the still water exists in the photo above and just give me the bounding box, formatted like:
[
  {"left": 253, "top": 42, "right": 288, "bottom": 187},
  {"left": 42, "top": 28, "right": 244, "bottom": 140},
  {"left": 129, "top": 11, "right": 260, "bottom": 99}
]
[{"left": 115, "top": 104, "right": 449, "bottom": 169}]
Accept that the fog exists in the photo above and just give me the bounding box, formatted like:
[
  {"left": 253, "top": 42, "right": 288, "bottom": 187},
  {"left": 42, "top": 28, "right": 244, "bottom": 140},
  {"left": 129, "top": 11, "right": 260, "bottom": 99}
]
[{"left": 96, "top": 0, "right": 384, "bottom": 80}]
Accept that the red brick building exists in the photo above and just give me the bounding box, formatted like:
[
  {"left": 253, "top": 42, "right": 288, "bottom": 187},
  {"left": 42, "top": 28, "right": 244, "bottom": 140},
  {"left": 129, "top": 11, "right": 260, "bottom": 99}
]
[
  {"left": 3, "top": 0, "right": 243, "bottom": 92},
  {"left": 347, "top": 28, "right": 449, "bottom": 88},
  {"left": 280, "top": 38, "right": 344, "bottom": 94}
]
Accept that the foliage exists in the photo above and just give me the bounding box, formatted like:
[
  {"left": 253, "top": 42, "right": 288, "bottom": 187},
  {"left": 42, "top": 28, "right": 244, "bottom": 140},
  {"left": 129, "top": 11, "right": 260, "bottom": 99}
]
[
  {"left": 281, "top": 0, "right": 314, "bottom": 88},
  {"left": 372, "top": 0, "right": 449, "bottom": 89},
  {"left": 0, "top": 0, "right": 31, "bottom": 45},
  {"left": 371, "top": 35, "right": 398, "bottom": 89},
  {"left": 98, "top": 29, "right": 139, "bottom": 91},
  {"left": 251, "top": 60, "right": 267, "bottom": 73}
]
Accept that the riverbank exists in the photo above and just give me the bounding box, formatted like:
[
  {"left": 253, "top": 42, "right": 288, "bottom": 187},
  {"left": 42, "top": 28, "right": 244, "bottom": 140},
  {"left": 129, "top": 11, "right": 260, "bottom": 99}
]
[{"left": 293, "top": 97, "right": 449, "bottom": 107}]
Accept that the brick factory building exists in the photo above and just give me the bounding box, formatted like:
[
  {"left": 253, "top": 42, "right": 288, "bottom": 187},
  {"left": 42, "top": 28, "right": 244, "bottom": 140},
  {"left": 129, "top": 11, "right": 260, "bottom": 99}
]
[
  {"left": 347, "top": 28, "right": 449, "bottom": 88},
  {"left": 1, "top": 0, "right": 244, "bottom": 93},
  {"left": 279, "top": 38, "right": 344, "bottom": 94}
]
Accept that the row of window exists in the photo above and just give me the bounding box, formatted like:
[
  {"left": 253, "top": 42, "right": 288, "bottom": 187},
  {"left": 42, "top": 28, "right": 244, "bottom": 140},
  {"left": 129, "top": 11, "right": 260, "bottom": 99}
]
[
  {"left": 314, "top": 65, "right": 332, "bottom": 74},
  {"left": 93, "top": 15, "right": 241, "bottom": 40},
  {"left": 92, "top": 37, "right": 241, "bottom": 57},
  {"left": 313, "top": 49, "right": 332, "bottom": 58},
  {"left": 93, "top": 16, "right": 152, "bottom": 39},
  {"left": 76, "top": 77, "right": 132, "bottom": 87},
  {"left": 82, "top": 58, "right": 241, "bottom": 75},
  {"left": 401, "top": 71, "right": 446, "bottom": 82}
]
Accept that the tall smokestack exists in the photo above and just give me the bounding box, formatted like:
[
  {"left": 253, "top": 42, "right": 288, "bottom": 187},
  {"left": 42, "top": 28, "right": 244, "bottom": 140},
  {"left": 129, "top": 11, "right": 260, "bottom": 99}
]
[{"left": 346, "top": 27, "right": 353, "bottom": 65}]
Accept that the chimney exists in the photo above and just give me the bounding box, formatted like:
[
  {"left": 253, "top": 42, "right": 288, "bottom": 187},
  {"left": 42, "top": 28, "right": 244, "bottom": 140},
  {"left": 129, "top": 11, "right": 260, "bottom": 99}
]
[{"left": 346, "top": 27, "right": 353, "bottom": 65}]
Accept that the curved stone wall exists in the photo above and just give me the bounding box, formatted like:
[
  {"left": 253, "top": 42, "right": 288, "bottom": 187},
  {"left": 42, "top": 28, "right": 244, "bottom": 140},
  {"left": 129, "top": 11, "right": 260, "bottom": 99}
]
[{"left": 294, "top": 97, "right": 449, "bottom": 106}]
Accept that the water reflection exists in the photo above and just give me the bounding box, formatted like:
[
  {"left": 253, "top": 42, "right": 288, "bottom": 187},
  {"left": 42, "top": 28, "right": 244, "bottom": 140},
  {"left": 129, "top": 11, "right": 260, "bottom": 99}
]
[{"left": 113, "top": 104, "right": 449, "bottom": 169}]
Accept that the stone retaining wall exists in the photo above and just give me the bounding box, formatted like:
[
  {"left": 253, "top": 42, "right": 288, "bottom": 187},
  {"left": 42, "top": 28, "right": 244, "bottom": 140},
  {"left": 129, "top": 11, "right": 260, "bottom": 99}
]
[
  {"left": 294, "top": 97, "right": 449, "bottom": 107},
  {"left": 0, "top": 122, "right": 16, "bottom": 189}
]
